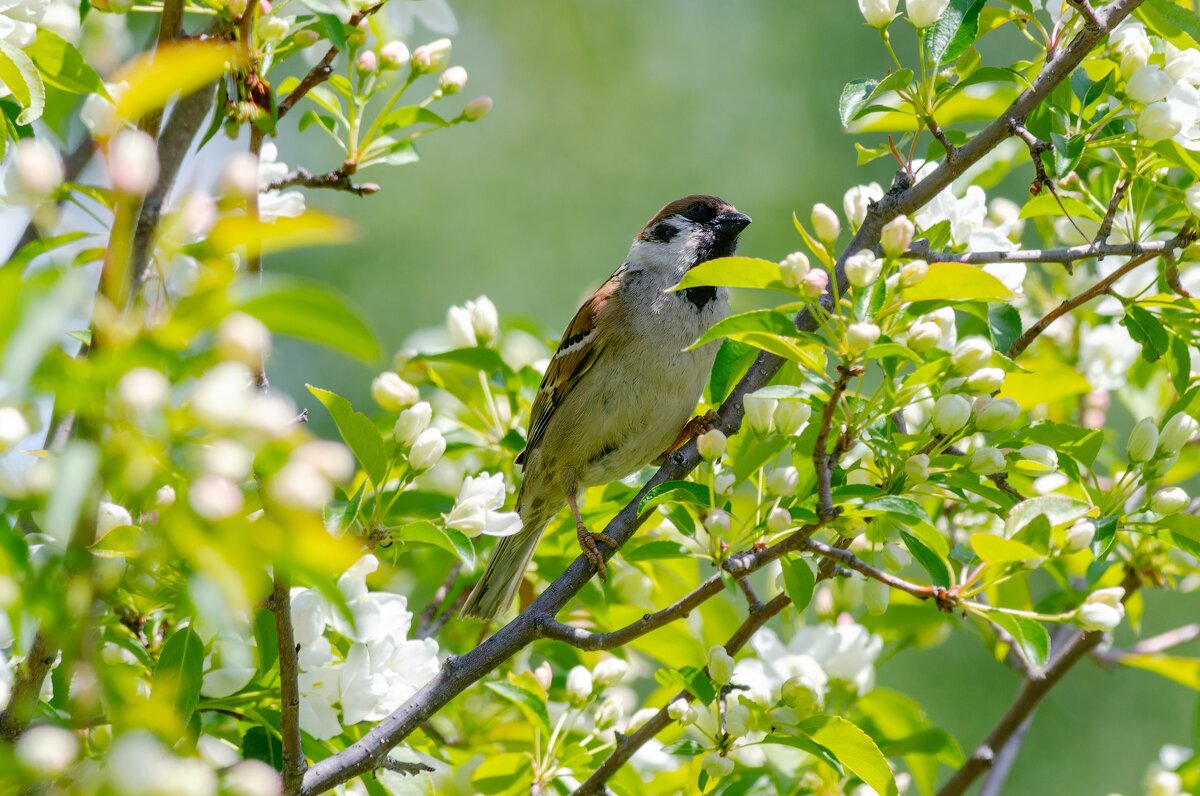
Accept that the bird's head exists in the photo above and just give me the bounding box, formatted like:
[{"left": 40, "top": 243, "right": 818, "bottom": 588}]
[{"left": 630, "top": 194, "right": 751, "bottom": 277}]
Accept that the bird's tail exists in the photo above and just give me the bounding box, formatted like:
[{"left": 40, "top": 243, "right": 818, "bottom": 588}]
[{"left": 460, "top": 516, "right": 548, "bottom": 621}]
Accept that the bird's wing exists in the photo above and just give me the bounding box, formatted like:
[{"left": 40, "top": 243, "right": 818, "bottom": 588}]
[{"left": 516, "top": 266, "right": 624, "bottom": 465}]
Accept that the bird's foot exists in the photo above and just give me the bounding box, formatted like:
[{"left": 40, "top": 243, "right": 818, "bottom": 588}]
[
  {"left": 576, "top": 524, "right": 619, "bottom": 581},
  {"left": 655, "top": 410, "right": 721, "bottom": 463}
]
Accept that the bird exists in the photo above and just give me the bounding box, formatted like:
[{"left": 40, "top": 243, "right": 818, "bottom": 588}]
[{"left": 460, "top": 195, "right": 751, "bottom": 620}]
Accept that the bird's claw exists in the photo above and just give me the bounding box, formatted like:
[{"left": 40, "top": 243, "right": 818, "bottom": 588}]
[
  {"left": 576, "top": 526, "right": 618, "bottom": 581},
  {"left": 656, "top": 410, "right": 721, "bottom": 463}
]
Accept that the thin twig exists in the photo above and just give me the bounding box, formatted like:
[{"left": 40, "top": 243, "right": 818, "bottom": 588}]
[
  {"left": 267, "top": 166, "right": 380, "bottom": 196},
  {"left": 976, "top": 712, "right": 1036, "bottom": 796},
  {"left": 908, "top": 236, "right": 1189, "bottom": 266},
  {"left": 277, "top": 2, "right": 385, "bottom": 120},
  {"left": 378, "top": 758, "right": 434, "bottom": 776},
  {"left": 945, "top": 444, "right": 1026, "bottom": 502},
  {"left": 1092, "top": 622, "right": 1200, "bottom": 665},
  {"left": 272, "top": 575, "right": 306, "bottom": 791},
  {"left": 415, "top": 563, "right": 462, "bottom": 639},
  {"left": 1066, "top": 0, "right": 1103, "bottom": 29},
  {"left": 926, "top": 116, "right": 958, "bottom": 161},
  {"left": 813, "top": 364, "right": 859, "bottom": 522},
  {"left": 1094, "top": 176, "right": 1128, "bottom": 247},
  {"left": 735, "top": 577, "right": 764, "bottom": 614}
]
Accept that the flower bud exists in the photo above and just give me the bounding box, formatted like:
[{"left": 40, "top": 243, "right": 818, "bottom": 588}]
[
  {"left": 802, "top": 268, "right": 829, "bottom": 298},
  {"left": 899, "top": 259, "right": 928, "bottom": 287},
  {"left": 969, "top": 447, "right": 1006, "bottom": 475},
  {"left": 108, "top": 130, "right": 159, "bottom": 197},
  {"left": 713, "top": 470, "right": 734, "bottom": 495},
  {"left": 259, "top": 15, "right": 289, "bottom": 41},
  {"left": 1126, "top": 417, "right": 1159, "bottom": 463},
  {"left": 393, "top": 401, "right": 432, "bottom": 447},
  {"left": 1017, "top": 444, "right": 1058, "bottom": 472},
  {"left": 974, "top": 396, "right": 1019, "bottom": 431},
  {"left": 724, "top": 701, "right": 751, "bottom": 738},
  {"left": 439, "top": 65, "right": 468, "bottom": 94},
  {"left": 1077, "top": 586, "right": 1125, "bottom": 632},
  {"left": 905, "top": 453, "right": 930, "bottom": 484},
  {"left": 773, "top": 401, "right": 811, "bottom": 435},
  {"left": 779, "top": 251, "right": 810, "bottom": 288},
  {"left": 566, "top": 665, "right": 593, "bottom": 705},
  {"left": 447, "top": 304, "right": 477, "bottom": 348},
  {"left": 469, "top": 295, "right": 499, "bottom": 343},
  {"left": 0, "top": 406, "right": 30, "bottom": 451},
  {"left": 863, "top": 577, "right": 889, "bottom": 614},
  {"left": 380, "top": 40, "right": 410, "bottom": 69},
  {"left": 811, "top": 203, "right": 840, "bottom": 242},
  {"left": 704, "top": 508, "right": 731, "bottom": 537},
  {"left": 932, "top": 394, "right": 971, "bottom": 434},
  {"left": 216, "top": 312, "right": 270, "bottom": 367},
  {"left": 1064, "top": 518, "right": 1095, "bottom": 552},
  {"left": 845, "top": 250, "right": 882, "bottom": 288},
  {"left": 371, "top": 372, "right": 419, "bottom": 411},
  {"left": 668, "top": 698, "right": 696, "bottom": 725},
  {"left": 907, "top": 320, "right": 941, "bottom": 352},
  {"left": 220, "top": 151, "right": 259, "bottom": 199},
  {"left": 8, "top": 139, "right": 64, "bottom": 201},
  {"left": 1139, "top": 101, "right": 1185, "bottom": 140},
  {"left": 906, "top": 0, "right": 951, "bottom": 28},
  {"left": 965, "top": 367, "right": 1005, "bottom": 394},
  {"left": 156, "top": 484, "right": 176, "bottom": 507},
  {"left": 533, "top": 661, "right": 552, "bottom": 691},
  {"left": 743, "top": 392, "right": 777, "bottom": 434},
  {"left": 463, "top": 96, "right": 493, "bottom": 121},
  {"left": 701, "top": 752, "right": 734, "bottom": 779},
  {"left": 294, "top": 29, "right": 319, "bottom": 46},
  {"left": 781, "top": 676, "right": 822, "bottom": 715},
  {"left": 697, "top": 428, "right": 726, "bottom": 461},
  {"left": 707, "top": 645, "right": 735, "bottom": 686},
  {"left": 847, "top": 322, "right": 881, "bottom": 354},
  {"left": 16, "top": 725, "right": 78, "bottom": 776},
  {"left": 1126, "top": 65, "right": 1173, "bottom": 103},
  {"left": 843, "top": 183, "right": 882, "bottom": 228},
  {"left": 880, "top": 215, "right": 915, "bottom": 257},
  {"left": 951, "top": 336, "right": 993, "bottom": 374},
  {"left": 1159, "top": 412, "right": 1198, "bottom": 454},
  {"left": 412, "top": 38, "right": 451, "bottom": 73},
  {"left": 592, "top": 657, "right": 628, "bottom": 688},
  {"left": 409, "top": 428, "right": 446, "bottom": 471},
  {"left": 858, "top": 0, "right": 899, "bottom": 28},
  {"left": 767, "top": 466, "right": 799, "bottom": 496},
  {"left": 594, "top": 697, "right": 622, "bottom": 731},
  {"left": 767, "top": 507, "right": 792, "bottom": 534},
  {"left": 356, "top": 50, "right": 377, "bottom": 73},
  {"left": 117, "top": 367, "right": 170, "bottom": 413},
  {"left": 97, "top": 501, "right": 133, "bottom": 536},
  {"left": 1150, "top": 486, "right": 1188, "bottom": 515}
]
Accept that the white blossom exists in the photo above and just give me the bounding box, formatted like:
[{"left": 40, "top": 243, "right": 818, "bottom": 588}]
[
  {"left": 906, "top": 0, "right": 950, "bottom": 28},
  {"left": 371, "top": 372, "right": 420, "bottom": 411},
  {"left": 707, "top": 645, "right": 735, "bottom": 686},
  {"left": 16, "top": 725, "right": 78, "bottom": 775},
  {"left": 696, "top": 428, "right": 726, "bottom": 461},
  {"left": 742, "top": 391, "right": 777, "bottom": 434},
  {"left": 1150, "top": 487, "right": 1188, "bottom": 515},
  {"left": 1127, "top": 65, "right": 1174, "bottom": 103},
  {"left": 0, "top": 0, "right": 48, "bottom": 48},
  {"left": 5, "top": 139, "right": 63, "bottom": 202},
  {"left": 843, "top": 182, "right": 883, "bottom": 228},
  {"left": 1078, "top": 323, "right": 1139, "bottom": 391},
  {"left": 257, "top": 143, "right": 305, "bottom": 220},
  {"left": 932, "top": 394, "right": 971, "bottom": 434},
  {"left": 118, "top": 367, "right": 170, "bottom": 413},
  {"left": 1159, "top": 412, "right": 1198, "bottom": 453},
  {"left": 1077, "top": 586, "right": 1125, "bottom": 631},
  {"left": 444, "top": 472, "right": 522, "bottom": 538},
  {"left": 1126, "top": 417, "right": 1159, "bottom": 463},
  {"left": 779, "top": 251, "right": 810, "bottom": 287},
  {"left": 394, "top": 401, "right": 433, "bottom": 446},
  {"left": 811, "top": 202, "right": 840, "bottom": 241},
  {"left": 108, "top": 130, "right": 159, "bottom": 196},
  {"left": 409, "top": 428, "right": 446, "bottom": 470},
  {"left": 0, "top": 407, "right": 31, "bottom": 451}
]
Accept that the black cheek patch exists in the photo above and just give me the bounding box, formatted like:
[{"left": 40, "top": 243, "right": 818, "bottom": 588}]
[
  {"left": 679, "top": 286, "right": 718, "bottom": 310},
  {"left": 644, "top": 222, "right": 679, "bottom": 243}
]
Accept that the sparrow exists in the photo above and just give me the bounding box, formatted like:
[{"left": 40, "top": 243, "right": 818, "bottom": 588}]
[{"left": 461, "top": 195, "right": 751, "bottom": 620}]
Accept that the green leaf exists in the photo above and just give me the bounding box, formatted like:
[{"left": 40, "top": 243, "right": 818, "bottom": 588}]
[
  {"left": 661, "top": 738, "right": 707, "bottom": 756},
  {"left": 990, "top": 612, "right": 1051, "bottom": 669},
  {"left": 839, "top": 78, "right": 877, "bottom": 128},
  {"left": 988, "top": 303, "right": 1022, "bottom": 353},
  {"left": 672, "top": 256, "right": 786, "bottom": 291},
  {"left": 999, "top": 357, "right": 1092, "bottom": 407},
  {"left": 89, "top": 524, "right": 141, "bottom": 557},
  {"left": 1003, "top": 495, "right": 1091, "bottom": 536},
  {"left": 1121, "top": 654, "right": 1200, "bottom": 690},
  {"left": 797, "top": 715, "right": 898, "bottom": 796},
  {"left": 485, "top": 680, "right": 550, "bottom": 734},
  {"left": 115, "top": 41, "right": 241, "bottom": 123},
  {"left": 1091, "top": 516, "right": 1119, "bottom": 560},
  {"left": 677, "top": 665, "right": 717, "bottom": 705},
  {"left": 253, "top": 609, "right": 278, "bottom": 676},
  {"left": 924, "top": 0, "right": 987, "bottom": 65},
  {"left": 307, "top": 385, "right": 388, "bottom": 487},
  {"left": 242, "top": 726, "right": 282, "bottom": 770},
  {"left": 0, "top": 40, "right": 46, "bottom": 124},
  {"left": 780, "top": 555, "right": 816, "bottom": 612},
  {"left": 153, "top": 628, "right": 204, "bottom": 724},
  {"left": 900, "top": 531, "right": 951, "bottom": 588},
  {"left": 708, "top": 339, "right": 755, "bottom": 404},
  {"left": 623, "top": 540, "right": 691, "bottom": 562},
  {"left": 379, "top": 105, "right": 449, "bottom": 131},
  {"left": 236, "top": 277, "right": 380, "bottom": 364},
  {"left": 762, "top": 734, "right": 843, "bottom": 774},
  {"left": 1018, "top": 192, "right": 1101, "bottom": 222},
  {"left": 859, "top": 496, "right": 932, "bottom": 527},
  {"left": 850, "top": 69, "right": 916, "bottom": 121},
  {"left": 472, "top": 752, "right": 532, "bottom": 794},
  {"left": 970, "top": 533, "right": 1041, "bottom": 564},
  {"left": 1148, "top": 0, "right": 1200, "bottom": 46},
  {"left": 392, "top": 521, "right": 475, "bottom": 569},
  {"left": 27, "top": 29, "right": 105, "bottom": 95},
  {"left": 1123, "top": 305, "right": 1170, "bottom": 363},
  {"left": 637, "top": 480, "right": 711, "bottom": 513},
  {"left": 688, "top": 309, "right": 799, "bottom": 350},
  {"left": 902, "top": 263, "right": 1014, "bottom": 302},
  {"left": 1051, "top": 132, "right": 1086, "bottom": 177}
]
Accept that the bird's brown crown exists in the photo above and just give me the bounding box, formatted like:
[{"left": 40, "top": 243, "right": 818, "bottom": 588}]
[{"left": 638, "top": 194, "right": 736, "bottom": 238}]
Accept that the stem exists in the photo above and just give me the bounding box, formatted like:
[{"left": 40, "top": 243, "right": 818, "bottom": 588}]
[{"left": 273, "top": 576, "right": 307, "bottom": 792}]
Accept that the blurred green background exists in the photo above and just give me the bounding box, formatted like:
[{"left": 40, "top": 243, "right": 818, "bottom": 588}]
[{"left": 269, "top": 2, "right": 1198, "bottom": 792}]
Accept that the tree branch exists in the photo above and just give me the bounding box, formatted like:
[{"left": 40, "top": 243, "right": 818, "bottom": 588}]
[
  {"left": 813, "top": 364, "right": 859, "bottom": 522},
  {"left": 935, "top": 571, "right": 1141, "bottom": 796},
  {"left": 907, "top": 236, "right": 1188, "bottom": 267},
  {"left": 1092, "top": 622, "right": 1200, "bottom": 665},
  {"left": 379, "top": 758, "right": 434, "bottom": 776},
  {"left": 0, "top": 630, "right": 56, "bottom": 741},
  {"left": 297, "top": 3, "right": 1147, "bottom": 792},
  {"left": 277, "top": 2, "right": 385, "bottom": 120},
  {"left": 272, "top": 575, "right": 306, "bottom": 792},
  {"left": 267, "top": 166, "right": 380, "bottom": 196}
]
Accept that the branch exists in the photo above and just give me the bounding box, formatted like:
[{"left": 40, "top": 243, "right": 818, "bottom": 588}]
[
  {"left": 272, "top": 575, "right": 306, "bottom": 792},
  {"left": 1092, "top": 622, "right": 1200, "bottom": 665},
  {"left": 976, "top": 712, "right": 1036, "bottom": 796},
  {"left": 0, "top": 631, "right": 56, "bottom": 741},
  {"left": 379, "top": 758, "right": 434, "bottom": 776},
  {"left": 813, "top": 364, "right": 859, "bottom": 522},
  {"left": 297, "top": 4, "right": 1147, "bottom": 793},
  {"left": 1065, "top": 0, "right": 1103, "bottom": 29},
  {"left": 907, "top": 236, "right": 1187, "bottom": 267},
  {"left": 267, "top": 166, "right": 380, "bottom": 196},
  {"left": 935, "top": 571, "right": 1141, "bottom": 796},
  {"left": 415, "top": 563, "right": 463, "bottom": 639},
  {"left": 1094, "top": 176, "right": 1128, "bottom": 246},
  {"left": 277, "top": 2, "right": 384, "bottom": 120},
  {"left": 945, "top": 444, "right": 1026, "bottom": 502},
  {"left": 138, "top": 0, "right": 187, "bottom": 139}
]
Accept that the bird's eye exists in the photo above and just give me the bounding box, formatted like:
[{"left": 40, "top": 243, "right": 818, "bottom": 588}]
[{"left": 682, "top": 202, "right": 715, "bottom": 222}]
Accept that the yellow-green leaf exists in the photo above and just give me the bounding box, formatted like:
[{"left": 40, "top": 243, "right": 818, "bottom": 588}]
[
  {"left": 797, "top": 715, "right": 898, "bottom": 796},
  {"left": 90, "top": 524, "right": 141, "bottom": 557},
  {"left": 209, "top": 210, "right": 355, "bottom": 258},
  {"left": 970, "top": 532, "right": 1041, "bottom": 564},
  {"left": 672, "top": 256, "right": 787, "bottom": 291},
  {"left": 998, "top": 358, "right": 1092, "bottom": 408},
  {"left": 115, "top": 41, "right": 243, "bottom": 123},
  {"left": 1120, "top": 654, "right": 1200, "bottom": 690},
  {"left": 0, "top": 39, "right": 46, "bottom": 125},
  {"left": 902, "top": 263, "right": 1015, "bottom": 302},
  {"left": 1018, "top": 193, "right": 1102, "bottom": 222}
]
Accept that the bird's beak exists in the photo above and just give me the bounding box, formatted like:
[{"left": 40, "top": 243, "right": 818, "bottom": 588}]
[{"left": 713, "top": 211, "right": 752, "bottom": 239}]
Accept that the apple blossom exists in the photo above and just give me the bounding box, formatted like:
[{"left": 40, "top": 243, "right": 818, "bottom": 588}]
[
  {"left": 857, "top": 0, "right": 898, "bottom": 28},
  {"left": 409, "top": 428, "right": 446, "bottom": 471},
  {"left": 932, "top": 394, "right": 972, "bottom": 434},
  {"left": 356, "top": 49, "right": 377, "bottom": 73},
  {"left": 969, "top": 447, "right": 1006, "bottom": 475},
  {"left": 743, "top": 391, "right": 778, "bottom": 434},
  {"left": 592, "top": 656, "right": 628, "bottom": 687},
  {"left": 802, "top": 268, "right": 829, "bottom": 297},
  {"left": 1126, "top": 417, "right": 1159, "bottom": 462},
  {"left": 767, "top": 506, "right": 792, "bottom": 534},
  {"left": 899, "top": 258, "right": 928, "bottom": 287},
  {"left": 444, "top": 472, "right": 522, "bottom": 538},
  {"left": 380, "top": 40, "right": 410, "bottom": 68},
  {"left": 1064, "top": 518, "right": 1096, "bottom": 552},
  {"left": 974, "top": 396, "right": 1020, "bottom": 431},
  {"left": 1077, "top": 586, "right": 1125, "bottom": 632},
  {"left": 779, "top": 251, "right": 811, "bottom": 287},
  {"left": 17, "top": 724, "right": 79, "bottom": 775},
  {"left": 704, "top": 508, "right": 731, "bottom": 537},
  {"left": 905, "top": 453, "right": 930, "bottom": 484},
  {"left": 1127, "top": 65, "right": 1174, "bottom": 103},
  {"left": 766, "top": 466, "right": 799, "bottom": 495},
  {"left": 847, "top": 321, "right": 881, "bottom": 353},
  {"left": 371, "top": 372, "right": 420, "bottom": 411},
  {"left": 667, "top": 698, "right": 696, "bottom": 724},
  {"left": 7, "top": 139, "right": 64, "bottom": 201},
  {"left": 951, "top": 336, "right": 993, "bottom": 374},
  {"left": 773, "top": 400, "right": 810, "bottom": 435},
  {"left": 1139, "top": 101, "right": 1187, "bottom": 140},
  {"left": 880, "top": 215, "right": 915, "bottom": 256},
  {"left": 907, "top": 320, "right": 941, "bottom": 352},
  {"left": 845, "top": 250, "right": 882, "bottom": 288},
  {"left": 708, "top": 644, "right": 735, "bottom": 685},
  {"left": 412, "top": 38, "right": 451, "bottom": 73},
  {"left": 439, "top": 65, "right": 468, "bottom": 94},
  {"left": 1159, "top": 412, "right": 1198, "bottom": 453},
  {"left": 843, "top": 182, "right": 883, "bottom": 228},
  {"left": 393, "top": 401, "right": 433, "bottom": 446},
  {"left": 906, "top": 0, "right": 950, "bottom": 28},
  {"left": 965, "top": 367, "right": 1005, "bottom": 394},
  {"left": 702, "top": 752, "right": 734, "bottom": 779},
  {"left": 811, "top": 202, "right": 840, "bottom": 242},
  {"left": 697, "top": 428, "right": 726, "bottom": 460},
  {"left": 566, "top": 665, "right": 593, "bottom": 704},
  {"left": 108, "top": 130, "right": 159, "bottom": 196},
  {"left": 463, "top": 96, "right": 493, "bottom": 121},
  {"left": 1150, "top": 486, "right": 1188, "bottom": 515}
]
